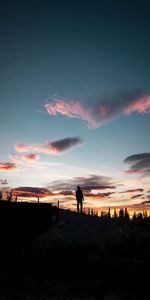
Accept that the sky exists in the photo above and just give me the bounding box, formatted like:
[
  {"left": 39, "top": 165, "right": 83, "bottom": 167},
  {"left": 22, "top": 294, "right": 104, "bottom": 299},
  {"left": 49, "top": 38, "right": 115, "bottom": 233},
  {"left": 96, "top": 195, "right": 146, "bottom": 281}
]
[{"left": 0, "top": 0, "right": 150, "bottom": 210}]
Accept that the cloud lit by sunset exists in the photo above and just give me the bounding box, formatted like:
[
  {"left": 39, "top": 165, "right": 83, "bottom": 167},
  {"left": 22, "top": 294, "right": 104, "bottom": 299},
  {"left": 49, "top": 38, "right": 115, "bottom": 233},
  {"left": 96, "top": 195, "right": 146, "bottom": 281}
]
[
  {"left": 15, "top": 137, "right": 83, "bottom": 155},
  {"left": 21, "top": 154, "right": 40, "bottom": 163},
  {"left": 45, "top": 93, "right": 150, "bottom": 128},
  {"left": 0, "top": 163, "right": 18, "bottom": 172}
]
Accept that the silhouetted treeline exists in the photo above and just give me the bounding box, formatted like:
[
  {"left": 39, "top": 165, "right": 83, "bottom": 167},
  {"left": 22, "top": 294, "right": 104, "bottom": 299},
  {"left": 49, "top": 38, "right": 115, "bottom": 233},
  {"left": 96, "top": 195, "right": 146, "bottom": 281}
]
[{"left": 84, "top": 207, "right": 149, "bottom": 221}]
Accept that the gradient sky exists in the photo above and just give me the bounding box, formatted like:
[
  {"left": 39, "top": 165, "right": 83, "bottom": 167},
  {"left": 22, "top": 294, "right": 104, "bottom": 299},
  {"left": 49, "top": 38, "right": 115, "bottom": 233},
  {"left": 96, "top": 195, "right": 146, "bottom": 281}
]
[{"left": 0, "top": 0, "right": 150, "bottom": 209}]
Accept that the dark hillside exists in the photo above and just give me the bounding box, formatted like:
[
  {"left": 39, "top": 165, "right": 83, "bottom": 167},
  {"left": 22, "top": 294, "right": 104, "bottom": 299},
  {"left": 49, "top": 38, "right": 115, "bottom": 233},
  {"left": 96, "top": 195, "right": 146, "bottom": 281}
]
[{"left": 0, "top": 208, "right": 150, "bottom": 299}]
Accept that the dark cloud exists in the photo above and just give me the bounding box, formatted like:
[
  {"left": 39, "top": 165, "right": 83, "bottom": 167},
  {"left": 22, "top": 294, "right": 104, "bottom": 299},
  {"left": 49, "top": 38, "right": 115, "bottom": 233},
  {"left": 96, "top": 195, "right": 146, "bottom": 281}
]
[
  {"left": 84, "top": 192, "right": 113, "bottom": 198},
  {"left": 13, "top": 187, "right": 52, "bottom": 198},
  {"left": 59, "top": 190, "right": 74, "bottom": 196},
  {"left": 140, "top": 200, "right": 150, "bottom": 205},
  {"left": 50, "top": 137, "right": 83, "bottom": 153},
  {"left": 123, "top": 153, "right": 150, "bottom": 176},
  {"left": 0, "top": 179, "right": 8, "bottom": 185},
  {"left": 120, "top": 188, "right": 144, "bottom": 193},
  {"left": 45, "top": 91, "right": 150, "bottom": 128},
  {"left": 131, "top": 194, "right": 144, "bottom": 199},
  {"left": 141, "top": 195, "right": 150, "bottom": 199},
  {"left": 47, "top": 174, "right": 115, "bottom": 192}
]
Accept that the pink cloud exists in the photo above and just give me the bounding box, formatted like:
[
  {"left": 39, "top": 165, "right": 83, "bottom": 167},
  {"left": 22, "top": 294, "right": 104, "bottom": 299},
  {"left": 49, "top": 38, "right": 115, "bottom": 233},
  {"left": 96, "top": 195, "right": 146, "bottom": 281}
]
[
  {"left": 45, "top": 99, "right": 99, "bottom": 128},
  {"left": 21, "top": 154, "right": 40, "bottom": 163},
  {"left": 44, "top": 93, "right": 150, "bottom": 128},
  {"left": 123, "top": 169, "right": 142, "bottom": 174},
  {"left": 15, "top": 143, "right": 50, "bottom": 154},
  {"left": 0, "top": 162, "right": 18, "bottom": 172},
  {"left": 123, "top": 95, "right": 150, "bottom": 114},
  {"left": 15, "top": 137, "right": 82, "bottom": 155}
]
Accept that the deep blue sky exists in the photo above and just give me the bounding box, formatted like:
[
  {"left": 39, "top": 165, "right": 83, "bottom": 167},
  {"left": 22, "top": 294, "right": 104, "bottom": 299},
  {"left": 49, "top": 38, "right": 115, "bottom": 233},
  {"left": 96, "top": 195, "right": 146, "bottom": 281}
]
[{"left": 0, "top": 0, "right": 150, "bottom": 207}]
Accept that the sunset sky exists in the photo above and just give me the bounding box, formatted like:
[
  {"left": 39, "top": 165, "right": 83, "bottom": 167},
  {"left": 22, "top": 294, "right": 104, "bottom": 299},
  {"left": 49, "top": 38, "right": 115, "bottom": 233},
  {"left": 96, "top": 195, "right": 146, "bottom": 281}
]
[{"left": 0, "top": 0, "right": 150, "bottom": 209}]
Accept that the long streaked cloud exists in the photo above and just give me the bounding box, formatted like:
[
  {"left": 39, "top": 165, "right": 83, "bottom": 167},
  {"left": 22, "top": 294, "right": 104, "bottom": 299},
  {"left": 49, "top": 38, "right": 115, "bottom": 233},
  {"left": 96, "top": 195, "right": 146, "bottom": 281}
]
[
  {"left": 15, "top": 137, "right": 83, "bottom": 155},
  {"left": 120, "top": 188, "right": 144, "bottom": 193},
  {"left": 13, "top": 187, "right": 52, "bottom": 198},
  {"left": 124, "top": 153, "right": 150, "bottom": 176},
  {"left": 140, "top": 196, "right": 150, "bottom": 205},
  {"left": 84, "top": 192, "right": 114, "bottom": 198},
  {"left": 44, "top": 92, "right": 150, "bottom": 128},
  {"left": 0, "top": 162, "right": 18, "bottom": 172},
  {"left": 47, "top": 174, "right": 115, "bottom": 192},
  {"left": 131, "top": 194, "right": 144, "bottom": 199}
]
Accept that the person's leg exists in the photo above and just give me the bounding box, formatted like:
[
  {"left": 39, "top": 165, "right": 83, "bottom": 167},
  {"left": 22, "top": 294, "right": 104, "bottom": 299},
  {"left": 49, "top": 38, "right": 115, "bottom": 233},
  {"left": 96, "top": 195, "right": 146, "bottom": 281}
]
[
  {"left": 77, "top": 201, "right": 79, "bottom": 212},
  {"left": 80, "top": 201, "right": 82, "bottom": 213}
]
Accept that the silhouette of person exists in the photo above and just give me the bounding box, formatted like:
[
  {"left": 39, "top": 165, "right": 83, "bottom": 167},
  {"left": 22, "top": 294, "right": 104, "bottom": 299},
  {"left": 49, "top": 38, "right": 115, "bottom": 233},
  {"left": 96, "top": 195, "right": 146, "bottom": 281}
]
[{"left": 76, "top": 185, "right": 84, "bottom": 213}]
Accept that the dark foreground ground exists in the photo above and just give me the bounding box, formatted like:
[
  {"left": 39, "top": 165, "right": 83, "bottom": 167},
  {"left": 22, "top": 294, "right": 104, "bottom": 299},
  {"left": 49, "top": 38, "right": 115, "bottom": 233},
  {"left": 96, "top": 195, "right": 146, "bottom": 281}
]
[{"left": 0, "top": 205, "right": 150, "bottom": 300}]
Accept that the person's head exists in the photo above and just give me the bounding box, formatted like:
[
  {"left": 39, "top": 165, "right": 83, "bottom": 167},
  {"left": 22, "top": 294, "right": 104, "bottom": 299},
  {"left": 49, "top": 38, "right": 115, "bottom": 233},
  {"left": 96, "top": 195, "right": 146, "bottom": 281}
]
[{"left": 77, "top": 185, "right": 81, "bottom": 190}]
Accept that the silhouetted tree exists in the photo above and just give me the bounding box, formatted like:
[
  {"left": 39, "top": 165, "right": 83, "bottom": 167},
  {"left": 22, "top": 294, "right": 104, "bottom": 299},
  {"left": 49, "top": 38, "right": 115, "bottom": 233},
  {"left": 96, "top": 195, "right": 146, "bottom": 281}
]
[
  {"left": 107, "top": 207, "right": 111, "bottom": 218},
  {"left": 113, "top": 208, "right": 117, "bottom": 219},
  {"left": 137, "top": 212, "right": 143, "bottom": 220},
  {"left": 143, "top": 210, "right": 147, "bottom": 218},
  {"left": 124, "top": 208, "right": 129, "bottom": 220},
  {"left": 119, "top": 208, "right": 124, "bottom": 219},
  {"left": 133, "top": 212, "right": 136, "bottom": 221}
]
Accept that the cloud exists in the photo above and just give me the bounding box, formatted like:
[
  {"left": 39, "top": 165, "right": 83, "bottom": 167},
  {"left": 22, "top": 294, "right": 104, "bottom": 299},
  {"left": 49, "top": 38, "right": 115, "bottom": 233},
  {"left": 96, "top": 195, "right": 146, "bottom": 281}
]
[
  {"left": 84, "top": 192, "right": 113, "bottom": 199},
  {"left": 44, "top": 92, "right": 150, "bottom": 128},
  {"left": 59, "top": 190, "right": 74, "bottom": 196},
  {"left": 131, "top": 194, "right": 144, "bottom": 199},
  {"left": 13, "top": 187, "right": 52, "bottom": 198},
  {"left": 140, "top": 199, "right": 150, "bottom": 205},
  {"left": 123, "top": 153, "right": 150, "bottom": 176},
  {"left": 15, "top": 137, "right": 83, "bottom": 155},
  {"left": 0, "top": 163, "right": 18, "bottom": 172},
  {"left": 47, "top": 174, "right": 115, "bottom": 192},
  {"left": 21, "top": 154, "right": 40, "bottom": 163},
  {"left": 0, "top": 179, "right": 8, "bottom": 185},
  {"left": 120, "top": 188, "right": 144, "bottom": 193}
]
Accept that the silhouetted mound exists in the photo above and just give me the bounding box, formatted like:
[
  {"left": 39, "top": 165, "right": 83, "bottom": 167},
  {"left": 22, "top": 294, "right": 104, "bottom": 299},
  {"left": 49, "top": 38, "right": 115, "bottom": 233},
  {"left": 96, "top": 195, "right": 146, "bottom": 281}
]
[
  {"left": 0, "top": 208, "right": 150, "bottom": 300},
  {"left": 0, "top": 201, "right": 57, "bottom": 248}
]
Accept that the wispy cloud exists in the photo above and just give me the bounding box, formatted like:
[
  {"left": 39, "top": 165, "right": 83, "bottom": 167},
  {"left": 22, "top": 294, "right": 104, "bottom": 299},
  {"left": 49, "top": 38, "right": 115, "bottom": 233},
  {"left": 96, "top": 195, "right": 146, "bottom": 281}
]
[
  {"left": 15, "top": 137, "right": 83, "bottom": 155},
  {"left": 123, "top": 153, "right": 150, "bottom": 177},
  {"left": 45, "top": 92, "right": 150, "bottom": 128},
  {"left": 0, "top": 162, "right": 18, "bottom": 172},
  {"left": 21, "top": 154, "right": 40, "bottom": 163}
]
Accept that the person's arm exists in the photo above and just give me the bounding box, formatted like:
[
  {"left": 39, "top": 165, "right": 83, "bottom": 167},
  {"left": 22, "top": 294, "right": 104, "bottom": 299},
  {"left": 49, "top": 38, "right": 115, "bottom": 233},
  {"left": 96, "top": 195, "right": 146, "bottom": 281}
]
[{"left": 82, "top": 191, "right": 84, "bottom": 201}]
